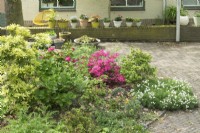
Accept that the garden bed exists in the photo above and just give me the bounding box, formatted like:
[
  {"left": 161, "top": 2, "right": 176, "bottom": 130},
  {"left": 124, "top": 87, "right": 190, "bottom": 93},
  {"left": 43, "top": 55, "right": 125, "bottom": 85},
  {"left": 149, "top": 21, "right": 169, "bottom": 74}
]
[{"left": 0, "top": 24, "right": 198, "bottom": 132}]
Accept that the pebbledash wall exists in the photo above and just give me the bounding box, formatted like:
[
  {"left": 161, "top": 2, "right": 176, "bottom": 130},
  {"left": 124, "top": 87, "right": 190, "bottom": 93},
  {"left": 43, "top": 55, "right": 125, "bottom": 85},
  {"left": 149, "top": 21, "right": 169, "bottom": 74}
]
[
  {"left": 0, "top": 0, "right": 6, "bottom": 26},
  {"left": 21, "top": 0, "right": 164, "bottom": 22}
]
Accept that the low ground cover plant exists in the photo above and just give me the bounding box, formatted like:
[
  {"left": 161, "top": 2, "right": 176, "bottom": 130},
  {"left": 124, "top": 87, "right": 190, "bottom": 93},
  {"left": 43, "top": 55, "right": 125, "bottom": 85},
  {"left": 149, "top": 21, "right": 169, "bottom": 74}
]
[
  {"left": 133, "top": 78, "right": 198, "bottom": 110},
  {"left": 0, "top": 25, "right": 198, "bottom": 132}
]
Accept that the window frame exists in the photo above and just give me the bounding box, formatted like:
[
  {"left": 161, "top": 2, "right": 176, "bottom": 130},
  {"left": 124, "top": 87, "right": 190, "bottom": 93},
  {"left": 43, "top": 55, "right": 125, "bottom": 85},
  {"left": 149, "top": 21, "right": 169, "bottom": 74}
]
[
  {"left": 182, "top": 0, "right": 200, "bottom": 10},
  {"left": 110, "top": 0, "right": 145, "bottom": 11},
  {"left": 39, "top": 0, "right": 76, "bottom": 11}
]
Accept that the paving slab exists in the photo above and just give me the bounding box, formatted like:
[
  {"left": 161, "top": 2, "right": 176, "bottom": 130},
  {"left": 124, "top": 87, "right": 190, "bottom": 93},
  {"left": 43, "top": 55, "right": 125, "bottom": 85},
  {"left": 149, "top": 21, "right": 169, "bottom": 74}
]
[{"left": 99, "top": 42, "right": 200, "bottom": 133}]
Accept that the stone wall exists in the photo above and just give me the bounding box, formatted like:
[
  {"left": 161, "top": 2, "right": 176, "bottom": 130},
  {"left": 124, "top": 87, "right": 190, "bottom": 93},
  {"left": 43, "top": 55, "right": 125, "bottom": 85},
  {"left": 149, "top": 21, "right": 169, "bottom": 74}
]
[{"left": 1, "top": 26, "right": 200, "bottom": 42}]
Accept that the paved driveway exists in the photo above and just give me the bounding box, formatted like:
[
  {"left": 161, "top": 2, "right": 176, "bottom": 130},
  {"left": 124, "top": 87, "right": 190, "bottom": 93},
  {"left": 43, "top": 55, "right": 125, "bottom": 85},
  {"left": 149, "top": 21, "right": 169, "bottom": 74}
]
[{"left": 99, "top": 42, "right": 200, "bottom": 133}]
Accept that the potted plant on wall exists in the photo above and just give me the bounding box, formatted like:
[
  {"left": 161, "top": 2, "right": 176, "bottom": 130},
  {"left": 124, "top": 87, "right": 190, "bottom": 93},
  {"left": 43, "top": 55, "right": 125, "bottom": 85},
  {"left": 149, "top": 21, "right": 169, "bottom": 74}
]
[
  {"left": 193, "top": 12, "right": 200, "bottom": 27},
  {"left": 79, "top": 14, "right": 89, "bottom": 28},
  {"left": 47, "top": 9, "right": 56, "bottom": 28},
  {"left": 113, "top": 15, "right": 122, "bottom": 28},
  {"left": 103, "top": 17, "right": 111, "bottom": 28},
  {"left": 89, "top": 15, "right": 100, "bottom": 28},
  {"left": 70, "top": 16, "right": 78, "bottom": 29},
  {"left": 57, "top": 18, "right": 69, "bottom": 29},
  {"left": 165, "top": 5, "right": 176, "bottom": 24},
  {"left": 180, "top": 8, "right": 189, "bottom": 26},
  {"left": 134, "top": 18, "right": 142, "bottom": 27},
  {"left": 125, "top": 17, "right": 133, "bottom": 27}
]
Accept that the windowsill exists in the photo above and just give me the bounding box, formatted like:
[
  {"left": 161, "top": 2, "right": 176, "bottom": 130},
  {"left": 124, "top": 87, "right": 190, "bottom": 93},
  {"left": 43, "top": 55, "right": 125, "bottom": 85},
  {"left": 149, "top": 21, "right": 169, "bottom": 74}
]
[
  {"left": 39, "top": 8, "right": 76, "bottom": 12},
  {"left": 183, "top": 6, "right": 200, "bottom": 10},
  {"left": 111, "top": 6, "right": 145, "bottom": 11}
]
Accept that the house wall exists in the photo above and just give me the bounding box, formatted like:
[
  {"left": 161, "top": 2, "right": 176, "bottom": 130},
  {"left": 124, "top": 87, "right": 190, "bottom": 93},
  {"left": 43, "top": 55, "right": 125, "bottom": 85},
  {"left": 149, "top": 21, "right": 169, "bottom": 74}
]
[
  {"left": 21, "top": 0, "right": 39, "bottom": 21},
  {"left": 22, "top": 0, "right": 164, "bottom": 21},
  {"left": 0, "top": 0, "right": 6, "bottom": 26},
  {"left": 0, "top": 0, "right": 5, "bottom": 13}
]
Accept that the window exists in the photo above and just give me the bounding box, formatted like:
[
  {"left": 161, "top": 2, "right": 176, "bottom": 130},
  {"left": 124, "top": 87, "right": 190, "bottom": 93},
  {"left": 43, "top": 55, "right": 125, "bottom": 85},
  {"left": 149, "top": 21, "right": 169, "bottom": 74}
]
[
  {"left": 182, "top": 0, "right": 200, "bottom": 9},
  {"left": 111, "top": 0, "right": 145, "bottom": 11},
  {"left": 40, "top": 0, "right": 75, "bottom": 11}
]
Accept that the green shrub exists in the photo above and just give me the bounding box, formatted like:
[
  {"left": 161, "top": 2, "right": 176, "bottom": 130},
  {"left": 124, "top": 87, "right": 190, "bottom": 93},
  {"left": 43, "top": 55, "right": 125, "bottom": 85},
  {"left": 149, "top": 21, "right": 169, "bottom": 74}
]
[
  {"left": 165, "top": 6, "right": 176, "bottom": 23},
  {"left": 32, "top": 33, "right": 52, "bottom": 49},
  {"left": 0, "top": 95, "right": 8, "bottom": 119},
  {"left": 0, "top": 107, "right": 66, "bottom": 133},
  {"left": 0, "top": 35, "right": 39, "bottom": 111},
  {"left": 34, "top": 48, "right": 87, "bottom": 109},
  {"left": 6, "top": 24, "right": 31, "bottom": 38},
  {"left": 62, "top": 108, "right": 95, "bottom": 133},
  {"left": 133, "top": 78, "right": 198, "bottom": 110},
  {"left": 120, "top": 48, "right": 156, "bottom": 84}
]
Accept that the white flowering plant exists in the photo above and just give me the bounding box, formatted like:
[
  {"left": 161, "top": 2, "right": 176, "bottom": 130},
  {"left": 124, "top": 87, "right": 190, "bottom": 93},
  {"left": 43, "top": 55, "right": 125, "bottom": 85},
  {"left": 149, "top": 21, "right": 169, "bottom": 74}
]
[{"left": 132, "top": 78, "right": 198, "bottom": 110}]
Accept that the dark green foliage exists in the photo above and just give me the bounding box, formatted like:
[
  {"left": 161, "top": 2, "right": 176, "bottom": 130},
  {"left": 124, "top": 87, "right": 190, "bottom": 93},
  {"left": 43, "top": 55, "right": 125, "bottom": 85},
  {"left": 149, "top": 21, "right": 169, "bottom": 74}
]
[
  {"left": 0, "top": 106, "right": 66, "bottom": 133},
  {"left": 120, "top": 48, "right": 156, "bottom": 84},
  {"left": 62, "top": 108, "right": 95, "bottom": 133},
  {"left": 93, "top": 94, "right": 147, "bottom": 133},
  {"left": 34, "top": 49, "right": 87, "bottom": 109},
  {"left": 165, "top": 6, "right": 176, "bottom": 24}
]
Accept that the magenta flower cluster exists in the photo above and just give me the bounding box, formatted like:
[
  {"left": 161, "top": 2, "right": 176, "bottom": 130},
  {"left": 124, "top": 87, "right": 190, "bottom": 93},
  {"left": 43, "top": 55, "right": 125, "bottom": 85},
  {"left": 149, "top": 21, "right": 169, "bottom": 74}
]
[{"left": 88, "top": 50, "right": 125, "bottom": 86}]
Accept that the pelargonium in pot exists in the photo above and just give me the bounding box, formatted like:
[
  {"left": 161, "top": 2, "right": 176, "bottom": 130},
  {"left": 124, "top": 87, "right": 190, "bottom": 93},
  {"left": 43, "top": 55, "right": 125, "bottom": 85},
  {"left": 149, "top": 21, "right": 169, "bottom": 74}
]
[
  {"left": 125, "top": 17, "right": 133, "bottom": 27},
  {"left": 70, "top": 16, "right": 78, "bottom": 29},
  {"left": 103, "top": 17, "right": 111, "bottom": 28},
  {"left": 113, "top": 15, "right": 123, "bottom": 28}
]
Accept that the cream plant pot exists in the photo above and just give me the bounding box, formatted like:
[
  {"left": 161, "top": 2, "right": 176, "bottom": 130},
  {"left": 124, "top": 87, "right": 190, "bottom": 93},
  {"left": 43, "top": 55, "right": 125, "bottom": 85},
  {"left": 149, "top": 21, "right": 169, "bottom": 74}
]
[
  {"left": 136, "top": 21, "right": 142, "bottom": 27},
  {"left": 103, "top": 22, "right": 110, "bottom": 28},
  {"left": 180, "top": 16, "right": 189, "bottom": 26},
  {"left": 126, "top": 22, "right": 133, "bottom": 27},
  {"left": 193, "top": 17, "right": 200, "bottom": 27},
  {"left": 113, "top": 21, "right": 122, "bottom": 28},
  {"left": 71, "top": 22, "right": 77, "bottom": 29}
]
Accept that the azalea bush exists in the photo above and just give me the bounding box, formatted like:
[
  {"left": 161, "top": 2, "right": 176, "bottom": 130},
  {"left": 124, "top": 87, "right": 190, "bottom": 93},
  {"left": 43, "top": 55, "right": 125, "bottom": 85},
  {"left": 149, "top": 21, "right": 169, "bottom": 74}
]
[
  {"left": 88, "top": 49, "right": 125, "bottom": 87},
  {"left": 34, "top": 47, "right": 88, "bottom": 109},
  {"left": 133, "top": 78, "right": 198, "bottom": 110}
]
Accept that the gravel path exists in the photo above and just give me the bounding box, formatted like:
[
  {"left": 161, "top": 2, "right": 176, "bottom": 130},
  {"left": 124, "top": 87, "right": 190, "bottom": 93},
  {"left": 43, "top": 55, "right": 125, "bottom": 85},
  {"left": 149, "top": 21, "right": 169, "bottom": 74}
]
[{"left": 99, "top": 42, "right": 200, "bottom": 133}]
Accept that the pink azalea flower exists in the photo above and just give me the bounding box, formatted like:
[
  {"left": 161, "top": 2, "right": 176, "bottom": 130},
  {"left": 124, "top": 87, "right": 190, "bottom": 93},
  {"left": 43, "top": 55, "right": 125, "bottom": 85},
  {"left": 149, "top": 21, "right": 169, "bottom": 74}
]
[
  {"left": 48, "top": 46, "right": 55, "bottom": 52},
  {"left": 65, "top": 56, "right": 71, "bottom": 62}
]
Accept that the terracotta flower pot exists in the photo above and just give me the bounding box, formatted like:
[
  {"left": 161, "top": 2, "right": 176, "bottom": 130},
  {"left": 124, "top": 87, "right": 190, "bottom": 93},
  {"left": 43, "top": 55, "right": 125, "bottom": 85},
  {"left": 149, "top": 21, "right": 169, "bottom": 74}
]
[{"left": 79, "top": 19, "right": 88, "bottom": 28}]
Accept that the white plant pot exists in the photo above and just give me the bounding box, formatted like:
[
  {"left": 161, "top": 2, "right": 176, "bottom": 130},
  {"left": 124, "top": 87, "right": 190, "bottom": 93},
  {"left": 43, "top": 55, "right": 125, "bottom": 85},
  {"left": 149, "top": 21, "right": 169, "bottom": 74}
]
[
  {"left": 103, "top": 22, "right": 110, "bottom": 28},
  {"left": 71, "top": 22, "right": 77, "bottom": 29},
  {"left": 193, "top": 17, "right": 200, "bottom": 27},
  {"left": 113, "top": 21, "right": 122, "bottom": 28},
  {"left": 136, "top": 22, "right": 142, "bottom": 27},
  {"left": 126, "top": 22, "right": 133, "bottom": 27},
  {"left": 180, "top": 16, "right": 189, "bottom": 26}
]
